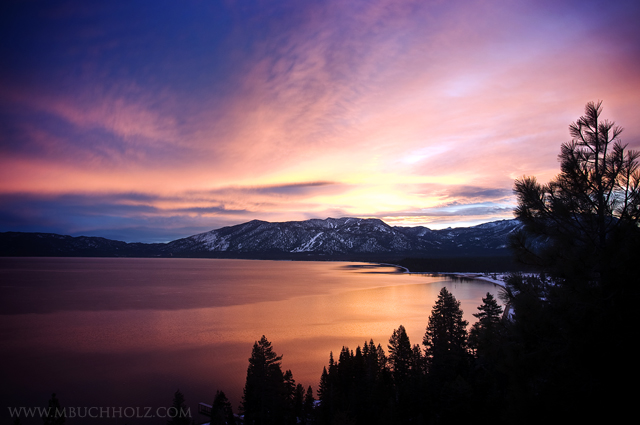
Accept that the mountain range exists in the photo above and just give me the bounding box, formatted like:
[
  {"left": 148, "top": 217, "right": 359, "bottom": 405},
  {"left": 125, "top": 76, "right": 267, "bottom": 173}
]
[{"left": 0, "top": 217, "right": 523, "bottom": 260}]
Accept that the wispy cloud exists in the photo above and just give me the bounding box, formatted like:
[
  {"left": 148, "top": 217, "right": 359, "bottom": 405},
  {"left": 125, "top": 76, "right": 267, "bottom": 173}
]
[{"left": 1, "top": 0, "right": 639, "bottom": 238}]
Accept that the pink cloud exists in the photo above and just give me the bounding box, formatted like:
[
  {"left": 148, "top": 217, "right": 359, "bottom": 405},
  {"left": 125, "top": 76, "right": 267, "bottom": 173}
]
[{"left": 2, "top": 0, "right": 639, "bottom": 236}]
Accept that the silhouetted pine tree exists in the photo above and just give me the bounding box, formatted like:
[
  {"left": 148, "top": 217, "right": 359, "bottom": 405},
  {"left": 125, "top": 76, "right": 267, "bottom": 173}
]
[
  {"left": 292, "top": 383, "right": 305, "bottom": 423},
  {"left": 387, "top": 325, "right": 412, "bottom": 384},
  {"left": 408, "top": 343, "right": 427, "bottom": 422},
  {"left": 241, "top": 336, "right": 289, "bottom": 425},
  {"left": 303, "top": 386, "right": 315, "bottom": 425},
  {"left": 167, "top": 390, "right": 190, "bottom": 425},
  {"left": 467, "top": 292, "right": 508, "bottom": 423},
  {"left": 468, "top": 292, "right": 504, "bottom": 358},
  {"left": 282, "top": 369, "right": 298, "bottom": 424},
  {"left": 42, "top": 393, "right": 64, "bottom": 425},
  {"left": 211, "top": 390, "right": 235, "bottom": 425},
  {"left": 512, "top": 100, "right": 639, "bottom": 286},
  {"left": 423, "top": 287, "right": 472, "bottom": 423},
  {"left": 423, "top": 287, "right": 469, "bottom": 380},
  {"left": 505, "top": 101, "right": 639, "bottom": 423},
  {"left": 387, "top": 325, "right": 423, "bottom": 423},
  {"left": 317, "top": 351, "right": 339, "bottom": 425}
]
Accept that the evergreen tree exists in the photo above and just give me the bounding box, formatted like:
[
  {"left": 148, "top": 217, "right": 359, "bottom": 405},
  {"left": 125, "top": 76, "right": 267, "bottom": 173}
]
[
  {"left": 282, "top": 369, "right": 298, "bottom": 424},
  {"left": 505, "top": 101, "right": 639, "bottom": 423},
  {"left": 211, "top": 390, "right": 235, "bottom": 425},
  {"left": 375, "top": 343, "right": 388, "bottom": 378},
  {"left": 387, "top": 325, "right": 412, "bottom": 384},
  {"left": 423, "top": 287, "right": 469, "bottom": 379},
  {"left": 408, "top": 343, "right": 426, "bottom": 422},
  {"left": 317, "top": 351, "right": 341, "bottom": 425},
  {"left": 317, "top": 341, "right": 393, "bottom": 425},
  {"left": 317, "top": 366, "right": 333, "bottom": 424},
  {"left": 409, "top": 344, "right": 424, "bottom": 377},
  {"left": 241, "top": 336, "right": 289, "bottom": 425},
  {"left": 467, "top": 293, "right": 508, "bottom": 423},
  {"left": 167, "top": 389, "right": 190, "bottom": 425},
  {"left": 387, "top": 325, "right": 422, "bottom": 423},
  {"left": 422, "top": 287, "right": 472, "bottom": 422},
  {"left": 317, "top": 366, "right": 330, "bottom": 402},
  {"left": 512, "top": 100, "right": 640, "bottom": 285},
  {"left": 303, "top": 386, "right": 315, "bottom": 425},
  {"left": 42, "top": 393, "right": 64, "bottom": 425},
  {"left": 292, "top": 383, "right": 305, "bottom": 423},
  {"left": 468, "top": 292, "right": 504, "bottom": 358}
]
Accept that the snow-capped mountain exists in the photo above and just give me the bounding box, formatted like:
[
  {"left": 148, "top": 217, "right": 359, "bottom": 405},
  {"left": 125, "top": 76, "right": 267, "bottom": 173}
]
[
  {"left": 164, "top": 217, "right": 522, "bottom": 257},
  {"left": 0, "top": 217, "right": 523, "bottom": 258}
]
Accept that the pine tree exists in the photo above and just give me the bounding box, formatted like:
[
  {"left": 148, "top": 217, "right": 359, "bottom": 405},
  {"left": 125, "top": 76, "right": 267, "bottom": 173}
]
[
  {"left": 468, "top": 292, "right": 504, "bottom": 357},
  {"left": 292, "top": 383, "right": 305, "bottom": 423},
  {"left": 388, "top": 325, "right": 423, "bottom": 423},
  {"left": 505, "top": 101, "right": 639, "bottom": 423},
  {"left": 387, "top": 325, "right": 412, "bottom": 384},
  {"left": 282, "top": 369, "right": 298, "bottom": 424},
  {"left": 423, "top": 287, "right": 469, "bottom": 380},
  {"left": 512, "top": 100, "right": 640, "bottom": 285},
  {"left": 42, "top": 393, "right": 65, "bottom": 425},
  {"left": 167, "top": 390, "right": 190, "bottom": 425},
  {"left": 466, "top": 292, "right": 508, "bottom": 422},
  {"left": 375, "top": 343, "right": 388, "bottom": 377},
  {"left": 303, "top": 386, "right": 315, "bottom": 424},
  {"left": 211, "top": 390, "right": 235, "bottom": 425},
  {"left": 241, "top": 336, "right": 288, "bottom": 425},
  {"left": 317, "top": 366, "right": 333, "bottom": 424}
]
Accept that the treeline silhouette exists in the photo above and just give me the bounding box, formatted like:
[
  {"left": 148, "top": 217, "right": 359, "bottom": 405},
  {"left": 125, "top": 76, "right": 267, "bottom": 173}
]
[
  {"left": 214, "top": 286, "right": 503, "bottom": 425},
  {"left": 314, "top": 287, "right": 500, "bottom": 425},
  {"left": 229, "top": 268, "right": 632, "bottom": 424}
]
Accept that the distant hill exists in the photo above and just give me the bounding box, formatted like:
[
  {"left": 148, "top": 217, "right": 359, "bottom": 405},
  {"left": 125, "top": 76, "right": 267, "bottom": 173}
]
[
  {"left": 0, "top": 232, "right": 165, "bottom": 257},
  {"left": 0, "top": 217, "right": 523, "bottom": 262}
]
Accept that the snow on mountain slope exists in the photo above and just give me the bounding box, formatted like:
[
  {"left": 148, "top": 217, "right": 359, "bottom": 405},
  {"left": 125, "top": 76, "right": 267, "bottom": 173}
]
[
  {"left": 1, "top": 218, "right": 523, "bottom": 258},
  {"left": 165, "top": 217, "right": 522, "bottom": 256}
]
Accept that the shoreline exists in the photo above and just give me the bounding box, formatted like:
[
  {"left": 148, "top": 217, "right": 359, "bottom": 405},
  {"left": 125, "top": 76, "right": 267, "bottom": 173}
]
[
  {"left": 377, "top": 262, "right": 508, "bottom": 288},
  {"left": 445, "top": 272, "right": 507, "bottom": 287}
]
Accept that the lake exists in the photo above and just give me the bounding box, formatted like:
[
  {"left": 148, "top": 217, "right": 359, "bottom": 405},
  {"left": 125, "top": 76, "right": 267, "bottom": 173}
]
[{"left": 0, "top": 257, "right": 503, "bottom": 424}]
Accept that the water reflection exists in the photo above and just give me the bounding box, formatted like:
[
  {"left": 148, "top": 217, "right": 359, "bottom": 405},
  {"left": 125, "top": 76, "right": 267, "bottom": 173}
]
[
  {"left": 339, "top": 263, "right": 407, "bottom": 274},
  {"left": 0, "top": 258, "right": 503, "bottom": 424}
]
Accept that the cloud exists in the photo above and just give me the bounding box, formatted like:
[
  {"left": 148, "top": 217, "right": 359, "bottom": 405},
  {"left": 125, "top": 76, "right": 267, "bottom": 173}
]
[
  {"left": 1, "top": 0, "right": 639, "bottom": 237},
  {"left": 0, "top": 181, "right": 350, "bottom": 241},
  {"left": 418, "top": 185, "right": 514, "bottom": 202}
]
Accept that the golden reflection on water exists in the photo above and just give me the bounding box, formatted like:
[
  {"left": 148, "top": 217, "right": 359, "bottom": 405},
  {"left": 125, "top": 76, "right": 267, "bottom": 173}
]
[{"left": 0, "top": 258, "right": 503, "bottom": 419}]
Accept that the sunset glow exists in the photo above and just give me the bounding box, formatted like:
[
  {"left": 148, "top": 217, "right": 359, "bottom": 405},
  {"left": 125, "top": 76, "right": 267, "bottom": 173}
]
[{"left": 1, "top": 0, "right": 639, "bottom": 242}]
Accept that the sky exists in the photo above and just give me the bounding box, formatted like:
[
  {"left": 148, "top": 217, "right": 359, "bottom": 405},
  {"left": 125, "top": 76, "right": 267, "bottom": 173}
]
[{"left": 1, "top": 0, "right": 639, "bottom": 243}]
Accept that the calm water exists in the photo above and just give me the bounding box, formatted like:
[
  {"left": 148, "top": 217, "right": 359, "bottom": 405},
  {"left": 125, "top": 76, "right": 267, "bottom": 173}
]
[{"left": 0, "top": 258, "right": 503, "bottom": 424}]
